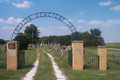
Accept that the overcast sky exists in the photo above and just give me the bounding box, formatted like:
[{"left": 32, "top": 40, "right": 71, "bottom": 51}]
[{"left": 0, "top": 0, "right": 120, "bottom": 43}]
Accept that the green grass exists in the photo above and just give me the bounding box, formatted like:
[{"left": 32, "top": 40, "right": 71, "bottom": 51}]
[
  {"left": 0, "top": 44, "right": 120, "bottom": 80},
  {"left": 107, "top": 49, "right": 120, "bottom": 70},
  {"left": 106, "top": 43, "right": 120, "bottom": 48},
  {"left": 42, "top": 46, "right": 120, "bottom": 80},
  {"left": 34, "top": 47, "right": 56, "bottom": 80},
  {"left": 0, "top": 47, "right": 37, "bottom": 80}
]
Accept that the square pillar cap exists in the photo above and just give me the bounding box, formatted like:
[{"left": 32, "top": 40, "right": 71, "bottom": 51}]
[
  {"left": 8, "top": 41, "right": 19, "bottom": 43},
  {"left": 72, "top": 40, "right": 84, "bottom": 43},
  {"left": 98, "top": 46, "right": 106, "bottom": 48}
]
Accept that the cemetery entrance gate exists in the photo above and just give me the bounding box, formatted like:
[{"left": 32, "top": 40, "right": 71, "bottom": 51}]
[
  {"left": 84, "top": 50, "right": 99, "bottom": 69},
  {"left": 68, "top": 41, "right": 107, "bottom": 71}
]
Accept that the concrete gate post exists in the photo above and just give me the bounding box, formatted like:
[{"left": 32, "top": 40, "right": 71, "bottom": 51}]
[
  {"left": 7, "top": 41, "right": 19, "bottom": 71},
  {"left": 72, "top": 40, "right": 84, "bottom": 70},
  {"left": 98, "top": 46, "right": 107, "bottom": 71}
]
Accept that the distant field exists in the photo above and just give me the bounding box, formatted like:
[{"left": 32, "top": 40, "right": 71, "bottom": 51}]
[{"left": 106, "top": 43, "right": 120, "bottom": 48}]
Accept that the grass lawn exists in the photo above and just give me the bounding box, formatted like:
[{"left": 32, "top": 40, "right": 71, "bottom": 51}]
[
  {"left": 106, "top": 43, "right": 120, "bottom": 48},
  {"left": 0, "top": 46, "right": 37, "bottom": 80},
  {"left": 42, "top": 46, "right": 120, "bottom": 80},
  {"left": 107, "top": 49, "right": 120, "bottom": 70}
]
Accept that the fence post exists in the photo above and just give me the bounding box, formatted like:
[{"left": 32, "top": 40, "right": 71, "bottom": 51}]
[
  {"left": 72, "top": 40, "right": 84, "bottom": 70},
  {"left": 98, "top": 46, "right": 107, "bottom": 71}
]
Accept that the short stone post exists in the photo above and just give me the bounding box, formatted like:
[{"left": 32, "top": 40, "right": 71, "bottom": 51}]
[
  {"left": 98, "top": 46, "right": 107, "bottom": 71},
  {"left": 72, "top": 40, "right": 84, "bottom": 70},
  {"left": 7, "top": 41, "right": 19, "bottom": 71}
]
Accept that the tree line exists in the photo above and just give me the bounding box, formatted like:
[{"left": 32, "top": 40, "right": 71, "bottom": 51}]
[
  {"left": 14, "top": 24, "right": 105, "bottom": 50},
  {"left": 39, "top": 28, "right": 105, "bottom": 47}
]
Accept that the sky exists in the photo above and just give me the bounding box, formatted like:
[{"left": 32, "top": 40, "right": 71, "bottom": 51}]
[{"left": 0, "top": 0, "right": 120, "bottom": 43}]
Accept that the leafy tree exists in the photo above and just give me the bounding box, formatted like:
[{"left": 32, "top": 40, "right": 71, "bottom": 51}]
[
  {"left": 71, "top": 32, "right": 82, "bottom": 40},
  {"left": 81, "top": 31, "right": 92, "bottom": 47},
  {"left": 90, "top": 28, "right": 105, "bottom": 46},
  {"left": 14, "top": 33, "right": 30, "bottom": 50},
  {"left": 90, "top": 28, "right": 101, "bottom": 37},
  {"left": 24, "top": 24, "right": 40, "bottom": 44},
  {"left": 0, "top": 39, "right": 6, "bottom": 44}
]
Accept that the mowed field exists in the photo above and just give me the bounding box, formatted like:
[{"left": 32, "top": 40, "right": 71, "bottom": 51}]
[
  {"left": 0, "top": 44, "right": 120, "bottom": 80},
  {"left": 106, "top": 43, "right": 120, "bottom": 48}
]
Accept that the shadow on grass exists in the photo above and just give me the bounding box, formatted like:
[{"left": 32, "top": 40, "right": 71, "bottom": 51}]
[
  {"left": 0, "top": 64, "right": 34, "bottom": 70},
  {"left": 84, "top": 65, "right": 99, "bottom": 70},
  {"left": 26, "top": 48, "right": 34, "bottom": 50},
  {"left": 107, "top": 60, "right": 120, "bottom": 70},
  {"left": 18, "top": 64, "right": 34, "bottom": 69},
  {"left": 84, "top": 65, "right": 90, "bottom": 69},
  {"left": 107, "top": 66, "right": 110, "bottom": 70},
  {"left": 84, "top": 65, "right": 93, "bottom": 69},
  {"left": 107, "top": 66, "right": 120, "bottom": 70},
  {"left": 0, "top": 66, "right": 6, "bottom": 69}
]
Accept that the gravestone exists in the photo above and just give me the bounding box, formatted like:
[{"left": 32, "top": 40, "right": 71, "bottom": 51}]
[{"left": 113, "top": 53, "right": 117, "bottom": 61}]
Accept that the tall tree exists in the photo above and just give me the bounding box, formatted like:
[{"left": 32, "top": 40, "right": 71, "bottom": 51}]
[
  {"left": 90, "top": 28, "right": 104, "bottom": 46},
  {"left": 71, "top": 32, "right": 82, "bottom": 40},
  {"left": 90, "top": 28, "right": 101, "bottom": 37},
  {"left": 14, "top": 33, "right": 30, "bottom": 50},
  {"left": 81, "top": 31, "right": 92, "bottom": 47},
  {"left": 24, "top": 24, "right": 40, "bottom": 44}
]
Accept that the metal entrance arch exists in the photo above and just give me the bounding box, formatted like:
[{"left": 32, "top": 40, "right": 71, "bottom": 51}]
[{"left": 11, "top": 12, "right": 77, "bottom": 40}]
